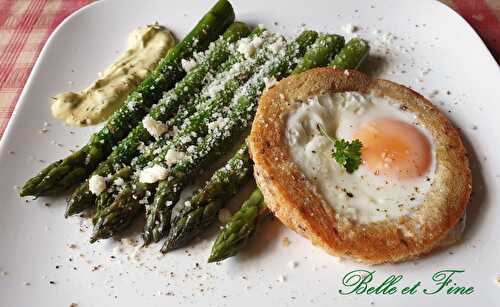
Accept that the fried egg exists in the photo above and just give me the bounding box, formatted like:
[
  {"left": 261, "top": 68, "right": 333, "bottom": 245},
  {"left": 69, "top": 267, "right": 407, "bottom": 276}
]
[
  {"left": 286, "top": 92, "right": 436, "bottom": 224},
  {"left": 250, "top": 68, "right": 471, "bottom": 263}
]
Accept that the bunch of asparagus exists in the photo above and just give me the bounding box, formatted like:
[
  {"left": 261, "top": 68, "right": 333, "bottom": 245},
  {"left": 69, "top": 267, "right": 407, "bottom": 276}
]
[
  {"left": 208, "top": 38, "right": 370, "bottom": 262},
  {"left": 20, "top": 0, "right": 370, "bottom": 263}
]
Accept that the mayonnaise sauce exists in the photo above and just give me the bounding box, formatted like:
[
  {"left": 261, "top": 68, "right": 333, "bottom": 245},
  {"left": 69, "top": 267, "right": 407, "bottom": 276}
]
[{"left": 51, "top": 24, "right": 176, "bottom": 126}]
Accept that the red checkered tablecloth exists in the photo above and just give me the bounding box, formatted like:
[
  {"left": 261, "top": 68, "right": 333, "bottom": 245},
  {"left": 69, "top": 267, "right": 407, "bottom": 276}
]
[
  {"left": 0, "top": 0, "right": 498, "bottom": 139},
  {"left": 0, "top": 0, "right": 91, "bottom": 138}
]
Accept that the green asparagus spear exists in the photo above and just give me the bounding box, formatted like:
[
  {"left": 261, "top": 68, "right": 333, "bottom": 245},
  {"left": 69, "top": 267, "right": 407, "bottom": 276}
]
[
  {"left": 208, "top": 35, "right": 371, "bottom": 263},
  {"left": 90, "top": 32, "right": 289, "bottom": 242},
  {"left": 20, "top": 0, "right": 235, "bottom": 197},
  {"left": 145, "top": 31, "right": 319, "bottom": 245},
  {"left": 90, "top": 31, "right": 318, "bottom": 243},
  {"left": 208, "top": 189, "right": 264, "bottom": 262},
  {"left": 292, "top": 34, "right": 344, "bottom": 74},
  {"left": 161, "top": 143, "right": 252, "bottom": 252},
  {"left": 329, "top": 38, "right": 369, "bottom": 69},
  {"left": 65, "top": 22, "right": 252, "bottom": 217}
]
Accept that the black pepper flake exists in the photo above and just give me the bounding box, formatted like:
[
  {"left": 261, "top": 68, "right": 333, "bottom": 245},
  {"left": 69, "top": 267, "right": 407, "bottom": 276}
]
[
  {"left": 341, "top": 188, "right": 354, "bottom": 198},
  {"left": 49, "top": 281, "right": 56, "bottom": 285},
  {"left": 55, "top": 265, "right": 60, "bottom": 269}
]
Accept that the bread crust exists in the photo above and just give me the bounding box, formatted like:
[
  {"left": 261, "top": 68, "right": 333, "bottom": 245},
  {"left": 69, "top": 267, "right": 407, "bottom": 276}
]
[{"left": 249, "top": 68, "right": 472, "bottom": 264}]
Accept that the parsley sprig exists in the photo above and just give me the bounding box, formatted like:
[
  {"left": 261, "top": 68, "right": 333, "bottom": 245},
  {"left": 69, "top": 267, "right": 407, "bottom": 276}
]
[{"left": 317, "top": 124, "right": 363, "bottom": 173}]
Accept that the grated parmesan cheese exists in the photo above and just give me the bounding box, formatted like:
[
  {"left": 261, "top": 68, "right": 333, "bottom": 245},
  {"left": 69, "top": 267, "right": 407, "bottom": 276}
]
[
  {"left": 138, "top": 164, "right": 168, "bottom": 184},
  {"left": 268, "top": 37, "right": 287, "bottom": 55},
  {"left": 142, "top": 115, "right": 168, "bottom": 139},
  {"left": 207, "top": 117, "right": 229, "bottom": 132},
  {"left": 288, "top": 261, "right": 299, "bottom": 269},
  {"left": 113, "top": 177, "right": 125, "bottom": 186},
  {"left": 381, "top": 32, "right": 396, "bottom": 44},
  {"left": 237, "top": 36, "right": 265, "bottom": 59},
  {"left": 89, "top": 175, "right": 106, "bottom": 195},
  {"left": 263, "top": 76, "right": 277, "bottom": 89},
  {"left": 137, "top": 141, "right": 146, "bottom": 153},
  {"left": 181, "top": 58, "right": 197, "bottom": 73},
  {"left": 165, "top": 149, "right": 186, "bottom": 166},
  {"left": 342, "top": 23, "right": 357, "bottom": 33}
]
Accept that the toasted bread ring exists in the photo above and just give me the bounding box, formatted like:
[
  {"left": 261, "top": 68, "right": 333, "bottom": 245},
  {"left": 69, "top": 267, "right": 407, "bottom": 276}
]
[{"left": 249, "top": 68, "right": 472, "bottom": 264}]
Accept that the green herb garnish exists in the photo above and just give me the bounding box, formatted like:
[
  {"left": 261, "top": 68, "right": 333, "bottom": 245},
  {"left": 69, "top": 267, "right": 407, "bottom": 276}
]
[
  {"left": 318, "top": 124, "right": 363, "bottom": 173},
  {"left": 332, "top": 139, "right": 363, "bottom": 173}
]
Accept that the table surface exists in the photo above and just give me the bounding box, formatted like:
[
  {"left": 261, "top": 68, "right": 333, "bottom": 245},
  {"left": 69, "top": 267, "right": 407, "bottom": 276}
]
[{"left": 0, "top": 0, "right": 498, "bottom": 138}]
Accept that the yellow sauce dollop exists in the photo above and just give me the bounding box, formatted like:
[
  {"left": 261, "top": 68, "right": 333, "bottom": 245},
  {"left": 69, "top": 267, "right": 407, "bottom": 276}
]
[{"left": 51, "top": 24, "right": 176, "bottom": 126}]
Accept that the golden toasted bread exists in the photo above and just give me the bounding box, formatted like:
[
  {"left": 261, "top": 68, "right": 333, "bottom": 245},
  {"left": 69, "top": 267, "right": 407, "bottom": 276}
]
[{"left": 249, "top": 68, "right": 471, "bottom": 264}]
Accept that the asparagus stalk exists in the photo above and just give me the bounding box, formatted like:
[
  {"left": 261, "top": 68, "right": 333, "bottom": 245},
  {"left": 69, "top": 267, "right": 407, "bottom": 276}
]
[
  {"left": 91, "top": 166, "right": 132, "bottom": 224},
  {"left": 64, "top": 22, "right": 252, "bottom": 217},
  {"left": 90, "top": 31, "right": 318, "bottom": 243},
  {"left": 208, "top": 189, "right": 264, "bottom": 262},
  {"left": 20, "top": 0, "right": 235, "bottom": 197},
  {"left": 146, "top": 31, "right": 319, "bottom": 245},
  {"left": 207, "top": 33, "right": 354, "bottom": 263},
  {"left": 161, "top": 143, "right": 252, "bottom": 252},
  {"left": 329, "top": 38, "right": 369, "bottom": 69},
  {"left": 90, "top": 31, "right": 292, "bottom": 242},
  {"left": 292, "top": 34, "right": 344, "bottom": 74}
]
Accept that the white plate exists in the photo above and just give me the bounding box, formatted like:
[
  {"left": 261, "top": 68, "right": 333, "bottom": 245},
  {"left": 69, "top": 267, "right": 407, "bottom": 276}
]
[{"left": 1, "top": 0, "right": 499, "bottom": 306}]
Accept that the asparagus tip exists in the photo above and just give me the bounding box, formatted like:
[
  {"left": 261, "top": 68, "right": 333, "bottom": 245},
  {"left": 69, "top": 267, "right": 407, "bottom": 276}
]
[
  {"left": 160, "top": 242, "right": 173, "bottom": 254},
  {"left": 64, "top": 206, "right": 76, "bottom": 218},
  {"left": 89, "top": 235, "right": 99, "bottom": 244},
  {"left": 142, "top": 233, "right": 152, "bottom": 246},
  {"left": 207, "top": 254, "right": 222, "bottom": 263},
  {"left": 90, "top": 222, "right": 108, "bottom": 243},
  {"left": 19, "top": 185, "right": 37, "bottom": 197}
]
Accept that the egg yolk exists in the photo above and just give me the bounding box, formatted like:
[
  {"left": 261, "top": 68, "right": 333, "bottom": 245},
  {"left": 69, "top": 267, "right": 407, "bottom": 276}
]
[{"left": 353, "top": 118, "right": 431, "bottom": 179}]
